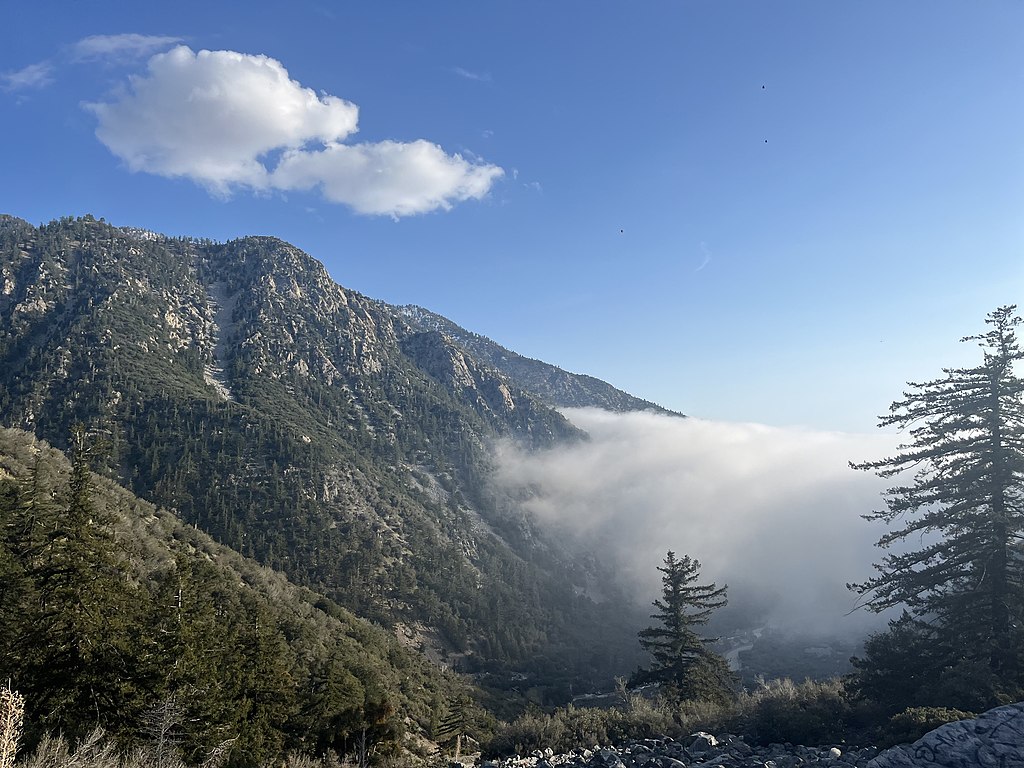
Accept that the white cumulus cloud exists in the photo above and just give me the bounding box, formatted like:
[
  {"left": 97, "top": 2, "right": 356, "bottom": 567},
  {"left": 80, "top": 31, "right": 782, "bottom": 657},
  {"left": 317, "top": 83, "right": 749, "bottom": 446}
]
[
  {"left": 274, "top": 140, "right": 504, "bottom": 216},
  {"left": 84, "top": 46, "right": 502, "bottom": 216},
  {"left": 85, "top": 46, "right": 359, "bottom": 192},
  {"left": 492, "top": 408, "right": 900, "bottom": 636}
]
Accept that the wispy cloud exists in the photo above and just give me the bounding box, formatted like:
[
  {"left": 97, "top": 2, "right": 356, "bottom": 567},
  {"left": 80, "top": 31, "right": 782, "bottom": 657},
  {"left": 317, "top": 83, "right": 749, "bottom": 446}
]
[
  {"left": 2, "top": 33, "right": 180, "bottom": 95},
  {"left": 451, "top": 66, "right": 492, "bottom": 83},
  {"left": 492, "top": 408, "right": 899, "bottom": 636},
  {"left": 70, "top": 33, "right": 183, "bottom": 63},
  {"left": 1, "top": 62, "right": 54, "bottom": 92},
  {"left": 696, "top": 241, "right": 712, "bottom": 272},
  {"left": 85, "top": 46, "right": 503, "bottom": 217}
]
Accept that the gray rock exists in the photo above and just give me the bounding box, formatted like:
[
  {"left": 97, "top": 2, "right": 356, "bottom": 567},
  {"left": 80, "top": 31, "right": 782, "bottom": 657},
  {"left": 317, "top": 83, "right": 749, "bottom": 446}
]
[
  {"left": 867, "top": 702, "right": 1024, "bottom": 768},
  {"left": 685, "top": 732, "right": 719, "bottom": 754}
]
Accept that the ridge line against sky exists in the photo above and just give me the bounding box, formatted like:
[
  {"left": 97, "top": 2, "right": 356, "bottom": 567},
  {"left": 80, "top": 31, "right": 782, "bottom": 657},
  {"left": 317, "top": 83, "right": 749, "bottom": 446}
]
[{"left": 2, "top": 2, "right": 1021, "bottom": 432}]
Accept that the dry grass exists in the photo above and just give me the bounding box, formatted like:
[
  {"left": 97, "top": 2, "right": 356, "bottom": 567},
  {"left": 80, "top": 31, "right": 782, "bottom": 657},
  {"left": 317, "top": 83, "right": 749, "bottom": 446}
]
[
  {"left": 11, "top": 696, "right": 240, "bottom": 768},
  {"left": 14, "top": 726, "right": 369, "bottom": 768},
  {"left": 17, "top": 729, "right": 119, "bottom": 768}
]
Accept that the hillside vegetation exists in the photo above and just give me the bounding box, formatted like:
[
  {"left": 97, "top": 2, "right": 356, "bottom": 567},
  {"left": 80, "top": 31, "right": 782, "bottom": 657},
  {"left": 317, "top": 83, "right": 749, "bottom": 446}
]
[{"left": 0, "top": 427, "right": 466, "bottom": 765}]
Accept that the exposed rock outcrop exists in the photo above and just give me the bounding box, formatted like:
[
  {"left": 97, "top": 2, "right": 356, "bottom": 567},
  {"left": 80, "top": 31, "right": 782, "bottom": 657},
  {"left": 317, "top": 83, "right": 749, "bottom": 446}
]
[{"left": 867, "top": 702, "right": 1024, "bottom": 768}]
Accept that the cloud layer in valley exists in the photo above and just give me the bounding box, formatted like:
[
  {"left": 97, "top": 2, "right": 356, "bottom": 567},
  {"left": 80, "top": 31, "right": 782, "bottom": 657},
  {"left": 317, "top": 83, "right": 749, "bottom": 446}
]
[
  {"left": 85, "top": 46, "right": 503, "bottom": 216},
  {"left": 492, "top": 408, "right": 901, "bottom": 637}
]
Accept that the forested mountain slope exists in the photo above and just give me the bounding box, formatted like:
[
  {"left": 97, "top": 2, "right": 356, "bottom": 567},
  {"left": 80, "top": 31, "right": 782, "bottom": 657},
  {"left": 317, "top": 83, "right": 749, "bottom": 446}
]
[
  {"left": 0, "top": 214, "right": 645, "bottom": 698},
  {"left": 0, "top": 426, "right": 461, "bottom": 764}
]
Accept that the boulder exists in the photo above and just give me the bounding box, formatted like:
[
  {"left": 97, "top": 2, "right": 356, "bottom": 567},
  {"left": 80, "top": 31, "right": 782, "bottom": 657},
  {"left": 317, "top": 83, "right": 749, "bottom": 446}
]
[
  {"left": 867, "top": 702, "right": 1024, "bottom": 767},
  {"left": 685, "top": 731, "right": 719, "bottom": 754}
]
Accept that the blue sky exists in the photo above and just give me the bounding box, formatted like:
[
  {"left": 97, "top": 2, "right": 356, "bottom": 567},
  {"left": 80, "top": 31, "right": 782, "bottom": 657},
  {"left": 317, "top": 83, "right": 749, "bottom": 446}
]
[{"left": 2, "top": 1, "right": 1022, "bottom": 432}]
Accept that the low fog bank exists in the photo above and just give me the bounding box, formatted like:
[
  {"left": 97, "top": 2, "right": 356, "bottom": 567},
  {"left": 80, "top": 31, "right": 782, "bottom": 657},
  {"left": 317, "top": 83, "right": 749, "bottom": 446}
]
[{"left": 492, "top": 408, "right": 901, "bottom": 639}]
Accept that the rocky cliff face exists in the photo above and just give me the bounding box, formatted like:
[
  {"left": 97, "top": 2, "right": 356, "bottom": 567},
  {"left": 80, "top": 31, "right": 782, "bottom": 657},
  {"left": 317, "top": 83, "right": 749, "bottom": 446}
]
[
  {"left": 396, "top": 304, "right": 678, "bottom": 415},
  {"left": 0, "top": 214, "right": 644, "bottom": 695},
  {"left": 400, "top": 328, "right": 580, "bottom": 441}
]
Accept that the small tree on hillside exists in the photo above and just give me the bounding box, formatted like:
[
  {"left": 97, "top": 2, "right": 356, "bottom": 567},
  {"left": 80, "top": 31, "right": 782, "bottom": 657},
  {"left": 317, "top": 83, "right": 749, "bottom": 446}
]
[
  {"left": 634, "top": 551, "right": 735, "bottom": 704},
  {"left": 433, "top": 693, "right": 471, "bottom": 760},
  {"left": 850, "top": 305, "right": 1024, "bottom": 706}
]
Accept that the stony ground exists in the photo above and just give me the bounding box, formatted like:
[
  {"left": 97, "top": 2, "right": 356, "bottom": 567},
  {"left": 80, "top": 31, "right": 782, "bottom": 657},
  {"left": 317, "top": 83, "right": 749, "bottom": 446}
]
[
  {"left": 480, "top": 732, "right": 883, "bottom": 768},
  {"left": 478, "top": 703, "right": 1024, "bottom": 768}
]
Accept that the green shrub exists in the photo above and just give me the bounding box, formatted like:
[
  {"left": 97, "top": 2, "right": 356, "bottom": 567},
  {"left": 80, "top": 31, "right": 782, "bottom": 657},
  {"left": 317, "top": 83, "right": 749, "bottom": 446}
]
[
  {"left": 483, "top": 710, "right": 566, "bottom": 757},
  {"left": 484, "top": 692, "right": 728, "bottom": 758},
  {"left": 881, "top": 707, "right": 974, "bottom": 747},
  {"left": 672, "top": 697, "right": 734, "bottom": 736},
  {"left": 737, "top": 678, "right": 850, "bottom": 746},
  {"left": 484, "top": 678, "right": 866, "bottom": 757}
]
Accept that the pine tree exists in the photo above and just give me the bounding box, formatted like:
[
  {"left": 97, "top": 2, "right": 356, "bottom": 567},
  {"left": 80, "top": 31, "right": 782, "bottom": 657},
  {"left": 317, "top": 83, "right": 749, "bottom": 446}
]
[
  {"left": 851, "top": 305, "right": 1024, "bottom": 703},
  {"left": 299, "top": 651, "right": 367, "bottom": 755},
  {"left": 5, "top": 430, "right": 151, "bottom": 741},
  {"left": 634, "top": 551, "right": 735, "bottom": 704},
  {"left": 0, "top": 475, "right": 30, "bottom": 677},
  {"left": 433, "top": 693, "right": 471, "bottom": 760}
]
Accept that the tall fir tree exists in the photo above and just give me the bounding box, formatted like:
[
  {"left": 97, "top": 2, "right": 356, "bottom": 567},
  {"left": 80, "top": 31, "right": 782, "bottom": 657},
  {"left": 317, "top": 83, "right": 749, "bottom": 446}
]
[
  {"left": 634, "top": 551, "right": 735, "bottom": 704},
  {"left": 2, "top": 431, "right": 151, "bottom": 742},
  {"left": 851, "top": 305, "right": 1024, "bottom": 706}
]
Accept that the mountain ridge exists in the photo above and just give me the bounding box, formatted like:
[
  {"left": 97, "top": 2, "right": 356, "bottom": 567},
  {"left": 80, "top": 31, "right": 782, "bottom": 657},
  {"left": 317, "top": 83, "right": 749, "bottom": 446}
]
[{"left": 394, "top": 303, "right": 680, "bottom": 416}]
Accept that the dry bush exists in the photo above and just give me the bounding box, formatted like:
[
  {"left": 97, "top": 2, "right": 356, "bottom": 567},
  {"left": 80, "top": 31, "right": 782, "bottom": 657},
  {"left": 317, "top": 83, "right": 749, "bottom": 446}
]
[
  {"left": 28, "top": 697, "right": 231, "bottom": 768},
  {"left": 0, "top": 685, "right": 25, "bottom": 768},
  {"left": 18, "top": 728, "right": 119, "bottom": 768}
]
